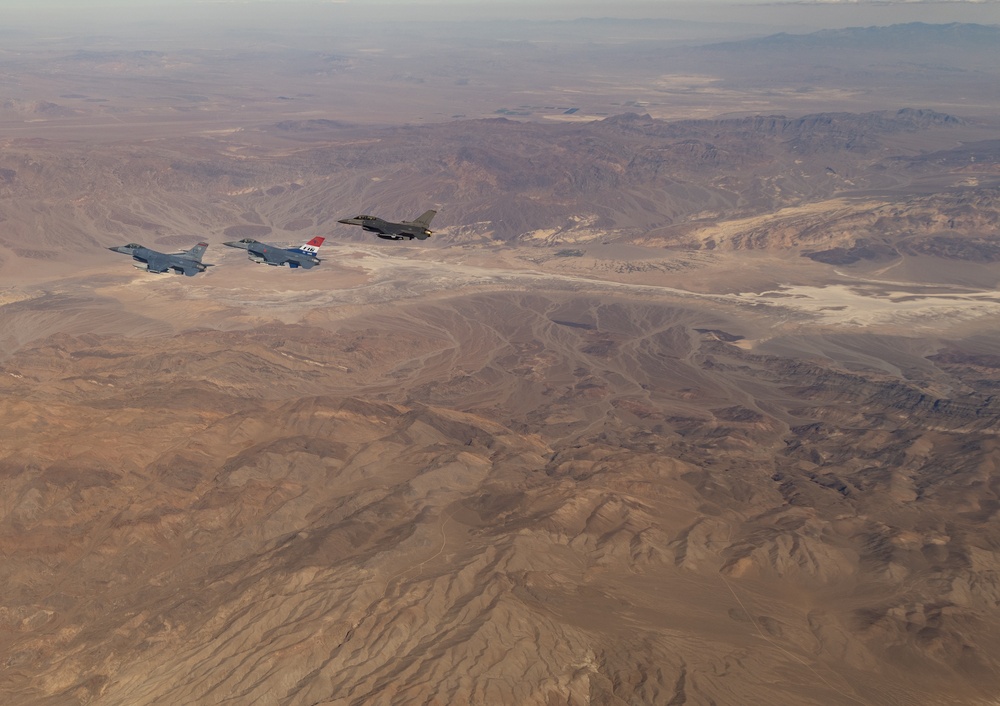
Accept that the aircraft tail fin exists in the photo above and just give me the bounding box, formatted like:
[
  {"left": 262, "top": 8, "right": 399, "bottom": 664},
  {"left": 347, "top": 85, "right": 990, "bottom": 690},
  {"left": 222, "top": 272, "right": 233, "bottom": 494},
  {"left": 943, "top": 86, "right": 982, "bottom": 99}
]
[
  {"left": 182, "top": 242, "right": 209, "bottom": 262},
  {"left": 412, "top": 210, "right": 437, "bottom": 228},
  {"left": 294, "top": 236, "right": 325, "bottom": 255}
]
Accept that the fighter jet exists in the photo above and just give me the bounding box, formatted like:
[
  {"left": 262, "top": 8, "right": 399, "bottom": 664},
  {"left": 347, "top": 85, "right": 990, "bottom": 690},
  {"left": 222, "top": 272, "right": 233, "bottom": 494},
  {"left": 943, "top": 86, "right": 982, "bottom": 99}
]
[
  {"left": 223, "top": 236, "right": 325, "bottom": 269},
  {"left": 108, "top": 242, "right": 211, "bottom": 276},
  {"left": 337, "top": 210, "right": 436, "bottom": 241}
]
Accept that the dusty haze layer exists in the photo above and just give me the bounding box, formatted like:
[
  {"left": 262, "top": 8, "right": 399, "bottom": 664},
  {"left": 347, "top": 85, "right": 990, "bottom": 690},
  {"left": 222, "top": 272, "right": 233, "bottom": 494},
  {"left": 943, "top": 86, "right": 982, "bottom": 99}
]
[{"left": 3, "top": 13, "right": 1000, "bottom": 706}]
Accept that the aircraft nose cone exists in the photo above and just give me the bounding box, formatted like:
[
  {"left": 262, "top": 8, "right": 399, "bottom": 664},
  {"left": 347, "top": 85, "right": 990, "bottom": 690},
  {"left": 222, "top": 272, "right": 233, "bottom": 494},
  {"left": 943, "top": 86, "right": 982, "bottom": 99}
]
[
  {"left": 337, "top": 218, "right": 354, "bottom": 224},
  {"left": 108, "top": 246, "right": 124, "bottom": 252}
]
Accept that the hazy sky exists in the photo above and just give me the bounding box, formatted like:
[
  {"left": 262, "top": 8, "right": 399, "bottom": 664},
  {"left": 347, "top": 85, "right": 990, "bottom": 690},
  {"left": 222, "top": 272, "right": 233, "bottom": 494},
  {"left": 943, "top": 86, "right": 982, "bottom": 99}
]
[{"left": 2, "top": 0, "right": 998, "bottom": 35}]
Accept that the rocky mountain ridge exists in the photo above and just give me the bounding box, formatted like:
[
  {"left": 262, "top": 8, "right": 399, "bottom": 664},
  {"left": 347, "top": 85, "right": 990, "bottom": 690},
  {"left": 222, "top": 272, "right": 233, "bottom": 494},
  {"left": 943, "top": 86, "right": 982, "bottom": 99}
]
[
  {"left": 1, "top": 107, "right": 993, "bottom": 268},
  {"left": 3, "top": 292, "right": 1000, "bottom": 704}
]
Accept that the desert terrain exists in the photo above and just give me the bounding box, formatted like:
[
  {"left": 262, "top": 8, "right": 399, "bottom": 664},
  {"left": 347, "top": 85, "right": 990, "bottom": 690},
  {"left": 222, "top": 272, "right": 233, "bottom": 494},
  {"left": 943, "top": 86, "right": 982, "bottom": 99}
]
[{"left": 3, "top": 6, "right": 1000, "bottom": 705}]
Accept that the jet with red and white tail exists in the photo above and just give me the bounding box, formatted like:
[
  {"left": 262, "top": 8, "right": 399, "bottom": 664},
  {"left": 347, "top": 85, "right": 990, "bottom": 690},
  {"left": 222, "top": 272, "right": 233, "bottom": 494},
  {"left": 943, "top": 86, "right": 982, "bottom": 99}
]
[{"left": 223, "top": 236, "right": 325, "bottom": 269}]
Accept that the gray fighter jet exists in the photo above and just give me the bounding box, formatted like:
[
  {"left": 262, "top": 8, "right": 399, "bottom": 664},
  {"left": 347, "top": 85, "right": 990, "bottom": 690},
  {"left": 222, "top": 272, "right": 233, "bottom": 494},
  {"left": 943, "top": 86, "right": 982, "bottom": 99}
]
[
  {"left": 337, "top": 210, "right": 436, "bottom": 241},
  {"left": 108, "top": 242, "right": 211, "bottom": 276},
  {"left": 223, "top": 236, "right": 325, "bottom": 269}
]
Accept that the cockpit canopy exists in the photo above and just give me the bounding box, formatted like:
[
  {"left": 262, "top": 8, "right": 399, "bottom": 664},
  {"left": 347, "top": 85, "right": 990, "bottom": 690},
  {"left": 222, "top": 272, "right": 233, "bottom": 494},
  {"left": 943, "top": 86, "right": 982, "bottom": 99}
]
[
  {"left": 125, "top": 243, "right": 142, "bottom": 249},
  {"left": 239, "top": 238, "right": 260, "bottom": 244},
  {"left": 354, "top": 215, "right": 377, "bottom": 221}
]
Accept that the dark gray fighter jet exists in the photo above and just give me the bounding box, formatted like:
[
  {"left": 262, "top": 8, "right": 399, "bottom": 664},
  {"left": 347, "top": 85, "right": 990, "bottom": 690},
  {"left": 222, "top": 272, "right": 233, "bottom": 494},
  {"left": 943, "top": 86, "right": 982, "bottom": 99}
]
[
  {"left": 108, "top": 242, "right": 211, "bottom": 276},
  {"left": 223, "top": 236, "right": 325, "bottom": 269},
  {"left": 337, "top": 210, "right": 436, "bottom": 240}
]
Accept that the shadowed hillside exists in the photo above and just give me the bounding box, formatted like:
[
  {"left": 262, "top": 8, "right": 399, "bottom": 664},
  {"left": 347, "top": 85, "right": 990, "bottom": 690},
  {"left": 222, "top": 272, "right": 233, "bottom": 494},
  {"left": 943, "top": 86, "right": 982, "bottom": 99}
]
[{"left": 3, "top": 292, "right": 1000, "bottom": 705}]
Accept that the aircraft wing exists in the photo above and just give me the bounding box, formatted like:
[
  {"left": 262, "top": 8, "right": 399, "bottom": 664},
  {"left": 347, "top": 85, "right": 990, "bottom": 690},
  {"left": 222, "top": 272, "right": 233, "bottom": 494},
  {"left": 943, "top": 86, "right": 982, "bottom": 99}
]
[
  {"left": 270, "top": 249, "right": 319, "bottom": 269},
  {"left": 144, "top": 253, "right": 172, "bottom": 274},
  {"left": 262, "top": 249, "right": 294, "bottom": 266},
  {"left": 175, "top": 261, "right": 202, "bottom": 276},
  {"left": 160, "top": 254, "right": 203, "bottom": 276}
]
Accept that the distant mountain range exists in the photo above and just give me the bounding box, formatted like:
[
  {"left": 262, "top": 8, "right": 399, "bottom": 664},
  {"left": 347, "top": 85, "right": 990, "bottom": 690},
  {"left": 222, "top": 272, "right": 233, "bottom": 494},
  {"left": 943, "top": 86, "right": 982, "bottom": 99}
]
[{"left": 707, "top": 21, "right": 1000, "bottom": 51}]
